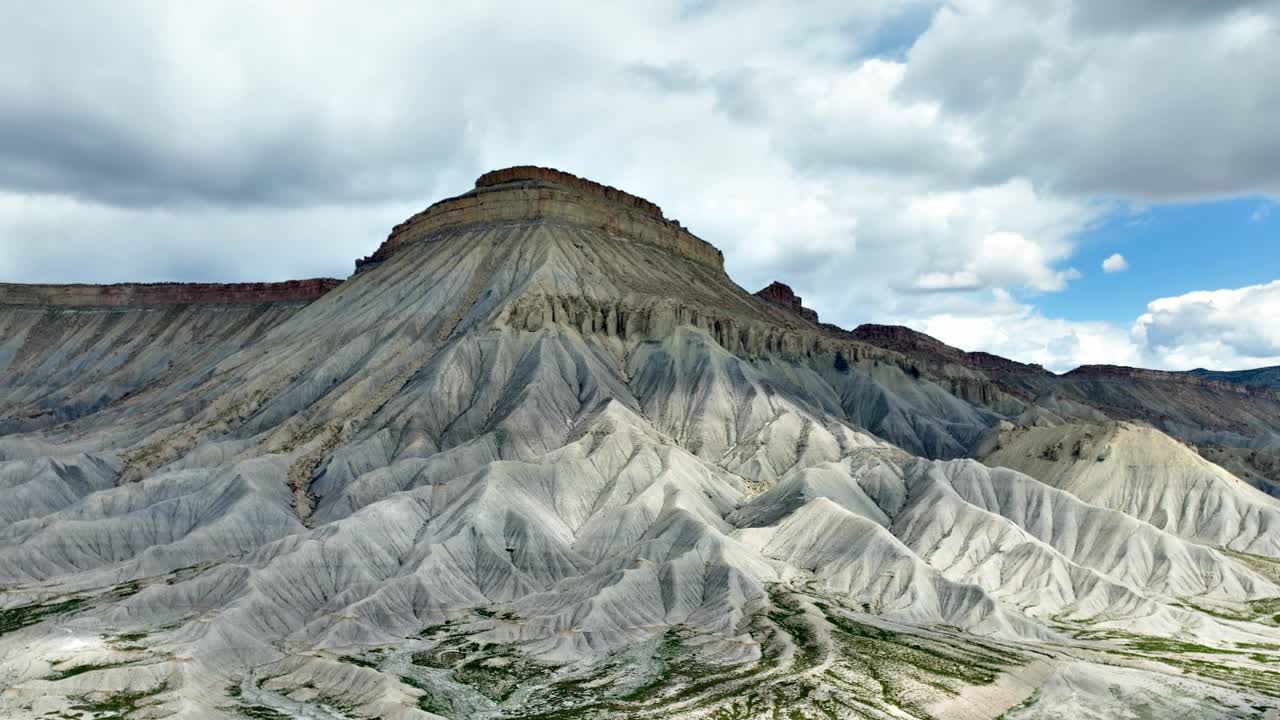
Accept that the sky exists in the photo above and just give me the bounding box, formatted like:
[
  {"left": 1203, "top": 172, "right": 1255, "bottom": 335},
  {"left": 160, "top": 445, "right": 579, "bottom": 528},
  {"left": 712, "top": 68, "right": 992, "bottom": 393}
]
[{"left": 1, "top": 1, "right": 1278, "bottom": 373}]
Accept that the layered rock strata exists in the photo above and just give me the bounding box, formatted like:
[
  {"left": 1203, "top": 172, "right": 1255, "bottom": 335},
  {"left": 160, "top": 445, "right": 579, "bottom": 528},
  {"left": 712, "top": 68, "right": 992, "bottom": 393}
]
[
  {"left": 354, "top": 165, "right": 723, "bottom": 272},
  {"left": 0, "top": 279, "right": 341, "bottom": 307}
]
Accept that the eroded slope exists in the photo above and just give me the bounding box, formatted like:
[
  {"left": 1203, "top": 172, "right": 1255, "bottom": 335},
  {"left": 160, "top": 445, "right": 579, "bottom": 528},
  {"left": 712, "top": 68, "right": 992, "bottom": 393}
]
[{"left": 2, "top": 168, "right": 1279, "bottom": 720}]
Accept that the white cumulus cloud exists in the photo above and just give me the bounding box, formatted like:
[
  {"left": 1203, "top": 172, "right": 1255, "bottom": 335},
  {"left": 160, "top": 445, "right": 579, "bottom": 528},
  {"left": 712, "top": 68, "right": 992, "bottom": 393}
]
[
  {"left": 1133, "top": 280, "right": 1280, "bottom": 369},
  {"left": 912, "top": 278, "right": 1280, "bottom": 373},
  {"left": 1102, "top": 253, "right": 1129, "bottom": 273}
]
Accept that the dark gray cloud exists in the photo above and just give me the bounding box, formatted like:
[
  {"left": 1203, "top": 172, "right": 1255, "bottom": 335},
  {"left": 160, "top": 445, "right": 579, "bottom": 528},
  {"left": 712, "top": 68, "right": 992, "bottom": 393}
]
[
  {"left": 0, "top": 105, "right": 469, "bottom": 208},
  {"left": 1069, "top": 0, "right": 1278, "bottom": 32},
  {"left": 900, "top": 0, "right": 1280, "bottom": 200}
]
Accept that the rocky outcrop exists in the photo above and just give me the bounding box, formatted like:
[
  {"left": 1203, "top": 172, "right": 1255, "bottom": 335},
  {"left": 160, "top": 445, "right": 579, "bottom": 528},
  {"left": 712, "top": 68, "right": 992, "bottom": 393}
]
[
  {"left": 499, "top": 293, "right": 886, "bottom": 361},
  {"left": 355, "top": 166, "right": 723, "bottom": 273},
  {"left": 0, "top": 279, "right": 341, "bottom": 307},
  {"left": 851, "top": 324, "right": 1050, "bottom": 376},
  {"left": 755, "top": 281, "right": 818, "bottom": 323},
  {"left": 851, "top": 323, "right": 964, "bottom": 363}
]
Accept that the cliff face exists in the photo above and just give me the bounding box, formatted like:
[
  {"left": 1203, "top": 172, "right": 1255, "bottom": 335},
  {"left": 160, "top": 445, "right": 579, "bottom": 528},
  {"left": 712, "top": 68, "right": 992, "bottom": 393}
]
[
  {"left": 0, "top": 279, "right": 341, "bottom": 307},
  {"left": 754, "top": 281, "right": 819, "bottom": 323},
  {"left": 354, "top": 165, "right": 724, "bottom": 273}
]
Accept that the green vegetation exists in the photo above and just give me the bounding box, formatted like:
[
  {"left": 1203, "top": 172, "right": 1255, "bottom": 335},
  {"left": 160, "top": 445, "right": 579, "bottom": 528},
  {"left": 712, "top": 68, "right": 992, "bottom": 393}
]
[
  {"left": 337, "top": 654, "right": 379, "bottom": 669},
  {"left": 67, "top": 683, "right": 168, "bottom": 719},
  {"left": 419, "top": 620, "right": 453, "bottom": 637},
  {"left": 506, "top": 591, "right": 1030, "bottom": 720},
  {"left": 1076, "top": 628, "right": 1280, "bottom": 698},
  {"left": 1223, "top": 550, "right": 1280, "bottom": 585},
  {"left": 1127, "top": 637, "right": 1240, "bottom": 655},
  {"left": 619, "top": 628, "right": 687, "bottom": 702},
  {"left": 401, "top": 675, "right": 451, "bottom": 715},
  {"left": 233, "top": 705, "right": 293, "bottom": 719},
  {"left": 996, "top": 689, "right": 1041, "bottom": 719},
  {"left": 309, "top": 692, "right": 360, "bottom": 718},
  {"left": 767, "top": 589, "right": 823, "bottom": 670},
  {"left": 105, "top": 581, "right": 144, "bottom": 600},
  {"left": 411, "top": 635, "right": 480, "bottom": 669},
  {"left": 0, "top": 597, "right": 88, "bottom": 636},
  {"left": 816, "top": 601, "right": 1018, "bottom": 717},
  {"left": 1153, "top": 655, "right": 1280, "bottom": 698},
  {"left": 1249, "top": 598, "right": 1280, "bottom": 619},
  {"left": 454, "top": 652, "right": 555, "bottom": 702},
  {"left": 47, "top": 660, "right": 141, "bottom": 681},
  {"left": 1176, "top": 599, "right": 1256, "bottom": 622}
]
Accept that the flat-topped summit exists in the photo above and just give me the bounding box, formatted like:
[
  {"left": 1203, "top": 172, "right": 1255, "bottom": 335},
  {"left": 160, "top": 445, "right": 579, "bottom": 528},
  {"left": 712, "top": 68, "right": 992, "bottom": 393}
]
[
  {"left": 355, "top": 165, "right": 724, "bottom": 273},
  {"left": 475, "top": 165, "right": 667, "bottom": 218},
  {"left": 0, "top": 279, "right": 341, "bottom": 307}
]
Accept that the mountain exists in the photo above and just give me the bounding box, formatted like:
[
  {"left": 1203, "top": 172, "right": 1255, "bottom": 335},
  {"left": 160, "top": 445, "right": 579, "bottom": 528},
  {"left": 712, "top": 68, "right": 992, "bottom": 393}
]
[
  {"left": 1189, "top": 366, "right": 1280, "bottom": 389},
  {"left": 1, "top": 167, "right": 1279, "bottom": 720}
]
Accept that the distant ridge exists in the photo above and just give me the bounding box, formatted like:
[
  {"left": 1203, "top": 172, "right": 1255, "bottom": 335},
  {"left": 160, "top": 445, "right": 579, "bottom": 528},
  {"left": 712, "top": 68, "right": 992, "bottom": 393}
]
[
  {"left": 0, "top": 278, "right": 341, "bottom": 307},
  {"left": 1187, "top": 365, "right": 1280, "bottom": 389}
]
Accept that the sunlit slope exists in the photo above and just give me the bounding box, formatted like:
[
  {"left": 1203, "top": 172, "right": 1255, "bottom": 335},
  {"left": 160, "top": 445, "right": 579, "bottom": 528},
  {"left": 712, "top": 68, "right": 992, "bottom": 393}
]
[{"left": 982, "top": 421, "right": 1280, "bottom": 557}]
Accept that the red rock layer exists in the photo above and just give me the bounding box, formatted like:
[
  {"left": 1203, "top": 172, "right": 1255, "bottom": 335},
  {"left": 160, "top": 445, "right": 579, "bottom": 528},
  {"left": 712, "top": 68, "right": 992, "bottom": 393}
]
[
  {"left": 0, "top": 279, "right": 341, "bottom": 307},
  {"left": 755, "top": 281, "right": 819, "bottom": 323}
]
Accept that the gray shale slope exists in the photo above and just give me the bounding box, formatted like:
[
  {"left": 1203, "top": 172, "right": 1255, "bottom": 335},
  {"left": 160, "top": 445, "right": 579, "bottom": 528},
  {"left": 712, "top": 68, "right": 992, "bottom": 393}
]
[{"left": 2, "top": 167, "right": 1279, "bottom": 720}]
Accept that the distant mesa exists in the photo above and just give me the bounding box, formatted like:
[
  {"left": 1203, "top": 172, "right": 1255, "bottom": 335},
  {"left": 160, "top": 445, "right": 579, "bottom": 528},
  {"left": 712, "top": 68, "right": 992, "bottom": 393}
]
[
  {"left": 0, "top": 279, "right": 341, "bottom": 307},
  {"left": 1066, "top": 364, "right": 1280, "bottom": 399}
]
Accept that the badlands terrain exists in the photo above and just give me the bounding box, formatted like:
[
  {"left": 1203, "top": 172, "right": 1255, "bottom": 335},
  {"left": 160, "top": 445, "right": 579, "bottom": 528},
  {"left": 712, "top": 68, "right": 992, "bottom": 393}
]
[{"left": 2, "top": 167, "right": 1280, "bottom": 719}]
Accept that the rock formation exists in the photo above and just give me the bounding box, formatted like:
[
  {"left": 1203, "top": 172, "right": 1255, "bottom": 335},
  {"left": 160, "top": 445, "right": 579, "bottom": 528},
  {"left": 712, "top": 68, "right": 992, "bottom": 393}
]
[
  {"left": 1, "top": 169, "right": 1279, "bottom": 720},
  {"left": 355, "top": 165, "right": 722, "bottom": 273},
  {"left": 754, "top": 281, "right": 819, "bottom": 323},
  {"left": 0, "top": 278, "right": 341, "bottom": 307}
]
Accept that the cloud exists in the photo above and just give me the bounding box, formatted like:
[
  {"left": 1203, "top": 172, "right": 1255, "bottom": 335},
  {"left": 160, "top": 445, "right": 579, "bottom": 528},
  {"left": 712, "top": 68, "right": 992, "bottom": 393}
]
[
  {"left": 0, "top": 0, "right": 1276, "bottom": 376},
  {"left": 909, "top": 232, "right": 1081, "bottom": 292},
  {"left": 0, "top": 190, "right": 412, "bottom": 283},
  {"left": 1067, "top": 0, "right": 1274, "bottom": 32},
  {"left": 1133, "top": 280, "right": 1280, "bottom": 369},
  {"left": 913, "top": 290, "right": 1143, "bottom": 372},
  {"left": 1101, "top": 253, "right": 1129, "bottom": 273},
  {"left": 900, "top": 0, "right": 1280, "bottom": 200},
  {"left": 915, "top": 279, "right": 1280, "bottom": 373}
]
